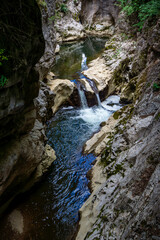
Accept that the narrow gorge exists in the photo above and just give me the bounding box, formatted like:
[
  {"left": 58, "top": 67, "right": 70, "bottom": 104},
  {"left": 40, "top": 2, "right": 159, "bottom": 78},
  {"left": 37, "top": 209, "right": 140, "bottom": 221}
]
[{"left": 0, "top": 0, "right": 160, "bottom": 240}]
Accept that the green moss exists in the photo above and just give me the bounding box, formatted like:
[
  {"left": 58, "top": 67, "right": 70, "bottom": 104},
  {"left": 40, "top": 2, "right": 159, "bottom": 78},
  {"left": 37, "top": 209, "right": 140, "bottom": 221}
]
[
  {"left": 155, "top": 112, "right": 160, "bottom": 120},
  {"left": 101, "top": 215, "right": 108, "bottom": 222},
  {"left": 72, "top": 12, "right": 79, "bottom": 22},
  {"left": 86, "top": 228, "right": 97, "bottom": 238},
  {"left": 113, "top": 58, "right": 130, "bottom": 85},
  {"left": 105, "top": 44, "right": 116, "bottom": 51},
  {"left": 114, "top": 208, "right": 121, "bottom": 218},
  {"left": 113, "top": 111, "right": 121, "bottom": 120},
  {"left": 107, "top": 163, "right": 125, "bottom": 179},
  {"left": 37, "top": 0, "right": 47, "bottom": 7},
  {"left": 134, "top": 70, "right": 147, "bottom": 101}
]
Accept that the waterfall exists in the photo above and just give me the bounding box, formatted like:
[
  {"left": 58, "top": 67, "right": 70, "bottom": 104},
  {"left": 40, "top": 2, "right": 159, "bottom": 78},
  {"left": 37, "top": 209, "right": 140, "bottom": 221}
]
[
  {"left": 81, "top": 53, "right": 87, "bottom": 71},
  {"left": 77, "top": 52, "right": 102, "bottom": 108},
  {"left": 95, "top": 93, "right": 102, "bottom": 107},
  {"left": 84, "top": 77, "right": 102, "bottom": 107},
  {"left": 77, "top": 84, "right": 88, "bottom": 109},
  {"left": 75, "top": 53, "right": 89, "bottom": 109}
]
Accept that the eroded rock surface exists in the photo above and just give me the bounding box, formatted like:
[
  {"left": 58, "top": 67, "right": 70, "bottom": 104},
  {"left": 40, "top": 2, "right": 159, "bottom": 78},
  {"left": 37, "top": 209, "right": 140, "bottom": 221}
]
[
  {"left": 77, "top": 18, "right": 160, "bottom": 240},
  {"left": 36, "top": 0, "right": 56, "bottom": 79},
  {"left": 0, "top": 0, "right": 56, "bottom": 215},
  {"left": 80, "top": 0, "right": 119, "bottom": 36},
  {"left": 47, "top": 78, "right": 75, "bottom": 113},
  {"left": 55, "top": 0, "right": 85, "bottom": 42}
]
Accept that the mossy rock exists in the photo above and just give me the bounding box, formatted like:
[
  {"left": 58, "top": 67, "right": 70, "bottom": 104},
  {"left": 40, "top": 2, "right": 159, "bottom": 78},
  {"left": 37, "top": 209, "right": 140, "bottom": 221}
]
[
  {"left": 113, "top": 57, "right": 130, "bottom": 86},
  {"left": 105, "top": 43, "right": 116, "bottom": 51},
  {"left": 120, "top": 76, "right": 137, "bottom": 103}
]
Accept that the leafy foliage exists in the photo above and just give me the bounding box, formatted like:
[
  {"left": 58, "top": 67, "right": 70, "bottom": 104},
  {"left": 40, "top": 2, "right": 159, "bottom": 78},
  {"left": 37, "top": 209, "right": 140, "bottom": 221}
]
[
  {"left": 0, "top": 49, "right": 8, "bottom": 87},
  {"left": 60, "top": 4, "right": 68, "bottom": 13},
  {"left": 153, "top": 83, "right": 160, "bottom": 91},
  {"left": 0, "top": 75, "right": 8, "bottom": 87},
  {"left": 0, "top": 49, "right": 8, "bottom": 66},
  {"left": 117, "top": 0, "right": 160, "bottom": 29}
]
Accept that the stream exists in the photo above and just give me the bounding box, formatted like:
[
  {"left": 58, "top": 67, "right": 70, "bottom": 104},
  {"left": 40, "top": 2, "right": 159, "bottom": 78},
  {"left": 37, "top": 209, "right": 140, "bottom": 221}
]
[{"left": 6, "top": 38, "right": 122, "bottom": 240}]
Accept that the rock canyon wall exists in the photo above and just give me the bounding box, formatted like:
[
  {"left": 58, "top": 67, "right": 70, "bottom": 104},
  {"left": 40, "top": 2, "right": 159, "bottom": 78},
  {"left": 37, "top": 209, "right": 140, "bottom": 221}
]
[{"left": 0, "top": 0, "right": 56, "bottom": 215}]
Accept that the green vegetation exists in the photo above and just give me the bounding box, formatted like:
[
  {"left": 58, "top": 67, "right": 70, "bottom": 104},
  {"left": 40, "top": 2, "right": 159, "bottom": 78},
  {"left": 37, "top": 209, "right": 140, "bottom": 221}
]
[
  {"left": 0, "top": 49, "right": 8, "bottom": 66},
  {"left": 0, "top": 49, "right": 8, "bottom": 87},
  {"left": 153, "top": 82, "right": 160, "bottom": 91},
  {"left": 37, "top": 0, "right": 47, "bottom": 8},
  {"left": 0, "top": 75, "right": 8, "bottom": 87},
  {"left": 117, "top": 0, "right": 160, "bottom": 29},
  {"left": 60, "top": 3, "right": 68, "bottom": 13}
]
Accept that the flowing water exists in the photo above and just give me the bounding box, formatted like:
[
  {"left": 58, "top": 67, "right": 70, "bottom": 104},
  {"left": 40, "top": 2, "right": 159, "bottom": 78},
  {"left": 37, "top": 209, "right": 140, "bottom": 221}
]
[
  {"left": 52, "top": 37, "right": 107, "bottom": 79},
  {"left": 3, "top": 38, "right": 122, "bottom": 240}
]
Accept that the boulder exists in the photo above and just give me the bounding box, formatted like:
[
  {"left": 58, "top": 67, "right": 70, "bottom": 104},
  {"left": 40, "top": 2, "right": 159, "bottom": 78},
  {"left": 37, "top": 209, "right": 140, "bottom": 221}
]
[
  {"left": 84, "top": 116, "right": 118, "bottom": 155},
  {"left": 47, "top": 78, "right": 75, "bottom": 113},
  {"left": 83, "top": 57, "right": 112, "bottom": 92}
]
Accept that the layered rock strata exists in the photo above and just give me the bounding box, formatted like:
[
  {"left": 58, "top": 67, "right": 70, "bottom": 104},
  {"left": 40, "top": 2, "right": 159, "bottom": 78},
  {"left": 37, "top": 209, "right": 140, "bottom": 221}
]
[{"left": 76, "top": 18, "right": 160, "bottom": 240}]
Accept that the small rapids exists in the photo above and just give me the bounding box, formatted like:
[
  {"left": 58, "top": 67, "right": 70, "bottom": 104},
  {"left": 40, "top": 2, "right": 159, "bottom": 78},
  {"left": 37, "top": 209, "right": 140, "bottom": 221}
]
[{"left": 45, "top": 95, "right": 121, "bottom": 239}]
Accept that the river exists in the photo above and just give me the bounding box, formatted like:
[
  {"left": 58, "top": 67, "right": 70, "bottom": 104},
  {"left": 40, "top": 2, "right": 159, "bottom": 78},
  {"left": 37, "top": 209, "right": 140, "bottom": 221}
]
[{"left": 1, "top": 37, "right": 122, "bottom": 240}]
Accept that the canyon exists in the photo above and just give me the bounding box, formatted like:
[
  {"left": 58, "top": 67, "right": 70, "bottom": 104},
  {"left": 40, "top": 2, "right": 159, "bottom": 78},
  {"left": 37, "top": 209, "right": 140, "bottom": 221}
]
[{"left": 0, "top": 0, "right": 160, "bottom": 239}]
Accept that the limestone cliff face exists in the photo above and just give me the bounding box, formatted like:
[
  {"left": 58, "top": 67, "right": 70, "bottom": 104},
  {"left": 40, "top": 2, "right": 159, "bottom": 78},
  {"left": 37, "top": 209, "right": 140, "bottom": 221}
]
[
  {"left": 81, "top": 0, "right": 118, "bottom": 25},
  {"left": 80, "top": 0, "right": 119, "bottom": 36},
  {"left": 36, "top": 0, "right": 56, "bottom": 79},
  {"left": 0, "top": 0, "right": 56, "bottom": 215},
  {"left": 76, "top": 18, "right": 160, "bottom": 240},
  {"left": 55, "top": 0, "right": 85, "bottom": 42}
]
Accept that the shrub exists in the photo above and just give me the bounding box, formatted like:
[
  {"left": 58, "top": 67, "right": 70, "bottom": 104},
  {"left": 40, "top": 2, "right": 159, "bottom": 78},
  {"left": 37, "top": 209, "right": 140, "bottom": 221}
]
[{"left": 117, "top": 0, "right": 160, "bottom": 29}]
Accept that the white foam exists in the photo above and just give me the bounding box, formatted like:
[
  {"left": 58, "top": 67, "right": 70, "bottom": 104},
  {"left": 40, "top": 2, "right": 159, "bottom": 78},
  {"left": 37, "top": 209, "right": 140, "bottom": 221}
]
[
  {"left": 72, "top": 95, "right": 121, "bottom": 126},
  {"left": 73, "top": 107, "right": 110, "bottom": 126},
  {"left": 104, "top": 95, "right": 120, "bottom": 104}
]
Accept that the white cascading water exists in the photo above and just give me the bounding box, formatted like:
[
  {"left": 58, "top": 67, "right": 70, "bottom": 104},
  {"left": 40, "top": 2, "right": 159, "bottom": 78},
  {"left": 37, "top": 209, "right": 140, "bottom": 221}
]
[
  {"left": 74, "top": 95, "right": 121, "bottom": 130},
  {"left": 75, "top": 54, "right": 121, "bottom": 125},
  {"left": 81, "top": 53, "right": 102, "bottom": 108},
  {"left": 81, "top": 53, "right": 87, "bottom": 71},
  {"left": 77, "top": 85, "right": 88, "bottom": 109},
  {"left": 76, "top": 53, "right": 89, "bottom": 109},
  {"left": 95, "top": 93, "right": 102, "bottom": 107},
  {"left": 75, "top": 54, "right": 122, "bottom": 126}
]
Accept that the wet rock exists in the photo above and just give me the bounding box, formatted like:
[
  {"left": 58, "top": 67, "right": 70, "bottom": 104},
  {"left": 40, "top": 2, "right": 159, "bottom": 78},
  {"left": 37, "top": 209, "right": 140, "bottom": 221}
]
[
  {"left": 78, "top": 78, "right": 94, "bottom": 94},
  {"left": 83, "top": 37, "right": 136, "bottom": 101},
  {"left": 55, "top": 44, "right": 60, "bottom": 54}
]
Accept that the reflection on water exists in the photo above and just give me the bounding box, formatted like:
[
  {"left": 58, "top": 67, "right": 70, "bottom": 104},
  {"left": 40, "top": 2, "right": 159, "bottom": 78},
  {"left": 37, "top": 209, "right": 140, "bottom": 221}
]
[
  {"left": 52, "top": 37, "right": 107, "bottom": 79},
  {"left": 0, "top": 38, "right": 123, "bottom": 240},
  {"left": 10, "top": 96, "right": 121, "bottom": 240}
]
